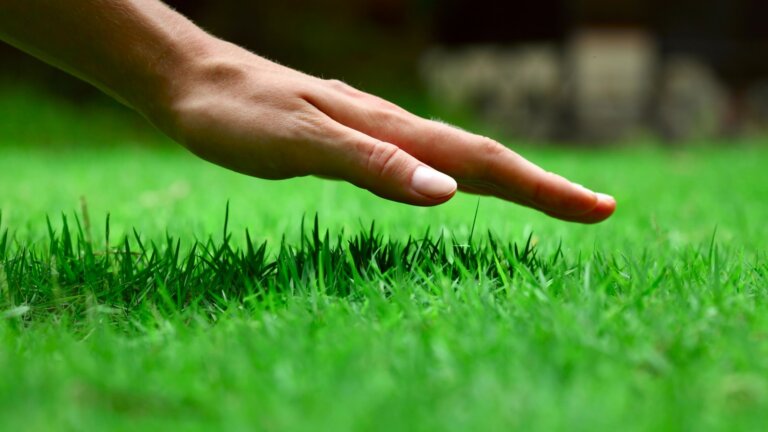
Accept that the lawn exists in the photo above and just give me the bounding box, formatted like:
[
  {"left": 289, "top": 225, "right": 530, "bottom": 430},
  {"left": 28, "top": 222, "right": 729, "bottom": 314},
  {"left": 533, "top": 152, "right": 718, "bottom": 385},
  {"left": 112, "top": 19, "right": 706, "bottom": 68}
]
[{"left": 1, "top": 90, "right": 768, "bottom": 431}]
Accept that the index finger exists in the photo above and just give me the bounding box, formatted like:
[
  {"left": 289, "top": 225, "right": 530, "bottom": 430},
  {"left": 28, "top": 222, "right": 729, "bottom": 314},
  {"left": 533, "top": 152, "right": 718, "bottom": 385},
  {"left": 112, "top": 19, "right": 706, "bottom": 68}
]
[{"left": 304, "top": 81, "right": 616, "bottom": 223}]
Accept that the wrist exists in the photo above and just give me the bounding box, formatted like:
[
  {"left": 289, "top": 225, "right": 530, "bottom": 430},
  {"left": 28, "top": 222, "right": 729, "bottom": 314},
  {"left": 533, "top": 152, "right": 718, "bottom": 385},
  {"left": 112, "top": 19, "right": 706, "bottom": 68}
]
[
  {"left": 128, "top": 31, "right": 224, "bottom": 125},
  {"left": 143, "top": 37, "right": 287, "bottom": 142}
]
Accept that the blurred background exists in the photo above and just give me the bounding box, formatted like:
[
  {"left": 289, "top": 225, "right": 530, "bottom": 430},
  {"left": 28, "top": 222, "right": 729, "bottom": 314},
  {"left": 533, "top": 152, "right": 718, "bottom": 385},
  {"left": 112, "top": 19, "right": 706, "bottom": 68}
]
[{"left": 3, "top": 0, "right": 768, "bottom": 144}]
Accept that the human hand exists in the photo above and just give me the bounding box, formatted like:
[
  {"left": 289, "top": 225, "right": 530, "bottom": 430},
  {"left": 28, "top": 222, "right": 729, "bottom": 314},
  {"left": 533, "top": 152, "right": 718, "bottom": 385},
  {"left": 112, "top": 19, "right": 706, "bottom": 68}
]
[
  {"left": 0, "top": 0, "right": 614, "bottom": 223},
  {"left": 153, "top": 42, "right": 616, "bottom": 223}
]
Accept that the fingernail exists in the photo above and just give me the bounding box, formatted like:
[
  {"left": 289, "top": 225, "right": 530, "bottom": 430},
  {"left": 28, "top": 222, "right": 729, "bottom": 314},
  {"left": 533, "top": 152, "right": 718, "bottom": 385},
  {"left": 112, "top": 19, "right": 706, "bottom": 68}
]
[
  {"left": 411, "top": 166, "right": 457, "bottom": 199},
  {"left": 596, "top": 192, "right": 616, "bottom": 204}
]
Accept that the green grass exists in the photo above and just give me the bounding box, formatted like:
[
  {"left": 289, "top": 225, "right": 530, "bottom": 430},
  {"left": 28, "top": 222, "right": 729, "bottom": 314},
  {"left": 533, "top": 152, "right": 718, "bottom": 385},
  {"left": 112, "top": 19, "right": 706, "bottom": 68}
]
[{"left": 2, "top": 91, "right": 768, "bottom": 431}]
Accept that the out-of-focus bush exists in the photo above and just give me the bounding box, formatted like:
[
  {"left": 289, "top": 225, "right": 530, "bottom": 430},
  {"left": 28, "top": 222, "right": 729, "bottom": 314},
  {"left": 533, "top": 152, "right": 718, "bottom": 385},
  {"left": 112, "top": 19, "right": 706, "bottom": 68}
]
[
  {"left": 420, "top": 29, "right": 747, "bottom": 143},
  {"left": 421, "top": 45, "right": 563, "bottom": 140},
  {"left": 656, "top": 57, "right": 729, "bottom": 142}
]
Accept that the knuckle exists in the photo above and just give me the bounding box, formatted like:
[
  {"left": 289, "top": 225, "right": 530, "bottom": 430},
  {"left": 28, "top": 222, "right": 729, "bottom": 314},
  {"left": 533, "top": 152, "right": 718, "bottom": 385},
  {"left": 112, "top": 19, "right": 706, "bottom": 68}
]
[
  {"left": 326, "top": 78, "right": 350, "bottom": 90},
  {"left": 477, "top": 137, "right": 507, "bottom": 172},
  {"left": 372, "top": 107, "right": 407, "bottom": 130},
  {"left": 365, "top": 142, "right": 403, "bottom": 178},
  {"left": 478, "top": 136, "right": 505, "bottom": 156},
  {"left": 326, "top": 78, "right": 380, "bottom": 101}
]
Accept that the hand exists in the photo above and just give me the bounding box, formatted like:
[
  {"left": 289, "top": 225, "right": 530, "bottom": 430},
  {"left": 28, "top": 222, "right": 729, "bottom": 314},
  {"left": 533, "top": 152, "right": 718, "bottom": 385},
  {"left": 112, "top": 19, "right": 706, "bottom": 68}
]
[
  {"left": 0, "top": 0, "right": 615, "bottom": 223},
  {"left": 155, "top": 41, "right": 615, "bottom": 223}
]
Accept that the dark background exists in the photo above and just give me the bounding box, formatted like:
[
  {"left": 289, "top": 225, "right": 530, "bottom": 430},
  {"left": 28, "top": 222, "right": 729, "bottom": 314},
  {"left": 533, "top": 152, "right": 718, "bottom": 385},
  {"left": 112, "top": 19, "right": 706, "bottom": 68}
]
[{"left": 3, "top": 0, "right": 768, "bottom": 99}]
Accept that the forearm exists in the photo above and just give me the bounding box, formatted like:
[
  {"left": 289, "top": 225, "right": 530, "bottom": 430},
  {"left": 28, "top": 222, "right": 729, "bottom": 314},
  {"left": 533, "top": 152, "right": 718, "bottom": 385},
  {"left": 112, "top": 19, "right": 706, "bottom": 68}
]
[{"left": 0, "top": 0, "right": 212, "bottom": 114}]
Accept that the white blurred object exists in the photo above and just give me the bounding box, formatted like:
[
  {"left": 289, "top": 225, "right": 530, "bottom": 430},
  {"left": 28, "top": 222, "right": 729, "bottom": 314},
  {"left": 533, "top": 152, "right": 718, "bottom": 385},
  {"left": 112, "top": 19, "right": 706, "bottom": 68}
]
[
  {"left": 420, "top": 45, "right": 563, "bottom": 140},
  {"left": 567, "top": 29, "right": 657, "bottom": 141},
  {"left": 657, "top": 56, "right": 728, "bottom": 141},
  {"left": 420, "top": 31, "right": 731, "bottom": 143}
]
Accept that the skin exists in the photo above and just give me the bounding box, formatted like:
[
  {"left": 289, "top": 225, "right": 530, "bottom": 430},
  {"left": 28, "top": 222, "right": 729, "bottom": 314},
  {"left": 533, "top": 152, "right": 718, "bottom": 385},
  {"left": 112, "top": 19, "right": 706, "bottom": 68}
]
[{"left": 0, "top": 0, "right": 616, "bottom": 223}]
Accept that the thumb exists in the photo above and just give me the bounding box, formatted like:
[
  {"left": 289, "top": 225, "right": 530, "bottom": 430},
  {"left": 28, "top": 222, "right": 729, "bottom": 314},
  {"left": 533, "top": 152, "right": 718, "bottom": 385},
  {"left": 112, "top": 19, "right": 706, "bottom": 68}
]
[{"left": 322, "top": 126, "right": 457, "bottom": 206}]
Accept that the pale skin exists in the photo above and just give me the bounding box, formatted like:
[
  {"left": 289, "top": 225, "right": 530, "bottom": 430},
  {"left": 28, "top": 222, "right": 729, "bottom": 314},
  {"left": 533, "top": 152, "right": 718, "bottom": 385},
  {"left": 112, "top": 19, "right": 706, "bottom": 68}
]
[{"left": 0, "top": 0, "right": 616, "bottom": 223}]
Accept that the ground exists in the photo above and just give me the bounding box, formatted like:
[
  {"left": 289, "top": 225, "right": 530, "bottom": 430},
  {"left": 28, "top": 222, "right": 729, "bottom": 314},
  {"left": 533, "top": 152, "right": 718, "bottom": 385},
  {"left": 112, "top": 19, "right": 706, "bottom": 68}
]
[{"left": 1, "top": 91, "right": 767, "bottom": 431}]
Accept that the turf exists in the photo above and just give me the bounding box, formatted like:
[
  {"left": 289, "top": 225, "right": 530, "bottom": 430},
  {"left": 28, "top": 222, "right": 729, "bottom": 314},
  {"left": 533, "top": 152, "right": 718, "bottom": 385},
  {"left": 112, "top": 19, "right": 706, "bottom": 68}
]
[{"left": 2, "top": 91, "right": 768, "bottom": 431}]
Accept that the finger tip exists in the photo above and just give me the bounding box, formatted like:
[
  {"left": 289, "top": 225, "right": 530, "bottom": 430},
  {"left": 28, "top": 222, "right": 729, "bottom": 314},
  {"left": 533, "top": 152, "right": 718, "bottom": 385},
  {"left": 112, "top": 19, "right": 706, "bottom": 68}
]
[
  {"left": 542, "top": 184, "right": 617, "bottom": 223},
  {"left": 411, "top": 166, "right": 457, "bottom": 200},
  {"left": 419, "top": 193, "right": 456, "bottom": 207},
  {"left": 557, "top": 182, "right": 603, "bottom": 216},
  {"left": 411, "top": 186, "right": 457, "bottom": 207},
  {"left": 582, "top": 193, "right": 617, "bottom": 223},
  {"left": 596, "top": 192, "right": 616, "bottom": 206},
  {"left": 597, "top": 193, "right": 617, "bottom": 214}
]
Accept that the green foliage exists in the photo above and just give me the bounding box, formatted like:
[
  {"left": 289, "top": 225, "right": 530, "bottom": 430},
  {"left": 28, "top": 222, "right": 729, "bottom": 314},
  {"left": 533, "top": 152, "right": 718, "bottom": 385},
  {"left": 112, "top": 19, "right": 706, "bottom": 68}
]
[
  {"left": 2, "top": 213, "right": 768, "bottom": 431},
  {"left": 1, "top": 206, "right": 550, "bottom": 322},
  {"left": 2, "top": 93, "right": 768, "bottom": 431}
]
